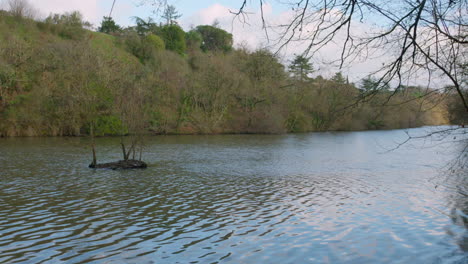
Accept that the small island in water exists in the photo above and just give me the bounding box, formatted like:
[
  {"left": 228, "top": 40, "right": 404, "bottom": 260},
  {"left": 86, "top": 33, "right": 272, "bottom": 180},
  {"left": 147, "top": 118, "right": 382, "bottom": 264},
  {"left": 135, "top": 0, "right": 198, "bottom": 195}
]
[
  {"left": 89, "top": 159, "right": 147, "bottom": 170},
  {"left": 88, "top": 132, "right": 147, "bottom": 169}
]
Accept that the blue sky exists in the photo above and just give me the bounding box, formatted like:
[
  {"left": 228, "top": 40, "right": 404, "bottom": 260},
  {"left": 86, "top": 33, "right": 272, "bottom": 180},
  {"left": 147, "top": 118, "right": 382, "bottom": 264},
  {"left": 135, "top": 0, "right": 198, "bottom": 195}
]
[
  {"left": 97, "top": 0, "right": 286, "bottom": 26},
  {"left": 24, "top": 0, "right": 287, "bottom": 49},
  {"left": 26, "top": 0, "right": 262, "bottom": 26}
]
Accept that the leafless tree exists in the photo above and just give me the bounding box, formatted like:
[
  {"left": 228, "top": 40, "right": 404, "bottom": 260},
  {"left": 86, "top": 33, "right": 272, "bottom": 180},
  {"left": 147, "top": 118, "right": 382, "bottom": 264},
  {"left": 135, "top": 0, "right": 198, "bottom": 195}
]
[
  {"left": 4, "top": 0, "right": 36, "bottom": 19},
  {"left": 236, "top": 1, "right": 467, "bottom": 112},
  {"left": 144, "top": 0, "right": 466, "bottom": 113}
]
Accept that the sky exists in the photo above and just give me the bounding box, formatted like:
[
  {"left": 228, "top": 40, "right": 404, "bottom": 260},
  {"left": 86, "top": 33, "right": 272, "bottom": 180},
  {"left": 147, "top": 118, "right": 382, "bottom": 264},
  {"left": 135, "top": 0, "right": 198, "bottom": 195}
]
[
  {"left": 0, "top": 0, "right": 438, "bottom": 85},
  {"left": 22, "top": 0, "right": 283, "bottom": 49},
  {"left": 22, "top": 0, "right": 285, "bottom": 27}
]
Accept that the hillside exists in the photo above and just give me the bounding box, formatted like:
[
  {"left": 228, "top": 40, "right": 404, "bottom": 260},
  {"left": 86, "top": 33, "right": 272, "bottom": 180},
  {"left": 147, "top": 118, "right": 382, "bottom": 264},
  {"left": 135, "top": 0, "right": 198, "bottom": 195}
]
[{"left": 0, "top": 11, "right": 451, "bottom": 137}]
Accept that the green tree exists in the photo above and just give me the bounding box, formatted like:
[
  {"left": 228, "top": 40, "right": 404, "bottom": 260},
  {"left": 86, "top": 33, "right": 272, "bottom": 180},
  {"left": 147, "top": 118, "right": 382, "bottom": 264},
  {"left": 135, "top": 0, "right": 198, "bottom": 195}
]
[
  {"left": 289, "top": 55, "right": 313, "bottom": 81},
  {"left": 45, "top": 11, "right": 89, "bottom": 28},
  {"left": 45, "top": 11, "right": 91, "bottom": 39},
  {"left": 185, "top": 30, "right": 202, "bottom": 50},
  {"left": 331, "top": 72, "right": 346, "bottom": 84},
  {"left": 121, "top": 31, "right": 150, "bottom": 62},
  {"left": 360, "top": 76, "right": 389, "bottom": 93},
  {"left": 158, "top": 24, "right": 186, "bottom": 55},
  {"left": 195, "top": 25, "right": 233, "bottom": 52},
  {"left": 98, "top": 16, "right": 121, "bottom": 34},
  {"left": 132, "top": 16, "right": 158, "bottom": 36},
  {"left": 360, "top": 76, "right": 378, "bottom": 92},
  {"left": 146, "top": 33, "right": 165, "bottom": 51}
]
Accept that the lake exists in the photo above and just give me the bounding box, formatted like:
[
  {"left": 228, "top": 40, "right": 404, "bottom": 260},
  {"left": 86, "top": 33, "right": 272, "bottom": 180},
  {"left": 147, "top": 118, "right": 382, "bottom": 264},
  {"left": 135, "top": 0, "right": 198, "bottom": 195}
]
[{"left": 0, "top": 127, "right": 467, "bottom": 263}]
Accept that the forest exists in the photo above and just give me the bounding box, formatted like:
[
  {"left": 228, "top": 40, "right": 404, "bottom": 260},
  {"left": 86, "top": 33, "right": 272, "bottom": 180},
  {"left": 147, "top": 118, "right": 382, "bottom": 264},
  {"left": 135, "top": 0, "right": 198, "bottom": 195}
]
[{"left": 0, "top": 5, "right": 463, "bottom": 137}]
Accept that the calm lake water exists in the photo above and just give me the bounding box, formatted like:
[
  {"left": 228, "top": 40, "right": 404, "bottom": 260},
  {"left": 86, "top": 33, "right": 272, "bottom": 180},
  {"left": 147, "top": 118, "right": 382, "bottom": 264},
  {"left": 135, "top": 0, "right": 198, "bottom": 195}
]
[{"left": 0, "top": 127, "right": 467, "bottom": 263}]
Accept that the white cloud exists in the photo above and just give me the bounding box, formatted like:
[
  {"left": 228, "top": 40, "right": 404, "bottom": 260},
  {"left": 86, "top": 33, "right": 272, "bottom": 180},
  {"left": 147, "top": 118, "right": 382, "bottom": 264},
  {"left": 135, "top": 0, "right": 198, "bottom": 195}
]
[
  {"left": 27, "top": 0, "right": 99, "bottom": 24},
  {"left": 183, "top": 4, "right": 272, "bottom": 50},
  {"left": 9, "top": 0, "right": 136, "bottom": 28}
]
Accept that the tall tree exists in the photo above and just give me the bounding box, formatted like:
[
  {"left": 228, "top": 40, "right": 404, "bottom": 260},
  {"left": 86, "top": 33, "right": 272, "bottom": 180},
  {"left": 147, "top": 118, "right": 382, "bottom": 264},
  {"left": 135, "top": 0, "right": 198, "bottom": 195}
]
[
  {"left": 158, "top": 24, "right": 186, "bottom": 55},
  {"left": 6, "top": 0, "right": 35, "bottom": 18},
  {"left": 185, "top": 30, "right": 202, "bottom": 49},
  {"left": 227, "top": 0, "right": 468, "bottom": 113},
  {"left": 161, "top": 5, "right": 181, "bottom": 25},
  {"left": 132, "top": 16, "right": 158, "bottom": 36},
  {"left": 98, "top": 16, "right": 121, "bottom": 34},
  {"left": 360, "top": 76, "right": 390, "bottom": 93},
  {"left": 195, "top": 25, "right": 233, "bottom": 52},
  {"left": 289, "top": 55, "right": 313, "bottom": 81},
  {"left": 331, "top": 72, "right": 346, "bottom": 84}
]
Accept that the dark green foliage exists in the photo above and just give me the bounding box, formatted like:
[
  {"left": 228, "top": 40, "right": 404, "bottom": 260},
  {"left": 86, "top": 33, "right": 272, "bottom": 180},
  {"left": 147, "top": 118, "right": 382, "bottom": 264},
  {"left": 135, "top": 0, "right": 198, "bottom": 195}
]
[
  {"left": 360, "top": 76, "right": 378, "bottom": 92},
  {"left": 289, "top": 55, "right": 313, "bottom": 81},
  {"left": 121, "top": 31, "right": 155, "bottom": 62},
  {"left": 158, "top": 24, "right": 186, "bottom": 55},
  {"left": 367, "top": 119, "right": 385, "bottom": 130},
  {"left": 195, "top": 25, "right": 233, "bottom": 52},
  {"left": 446, "top": 87, "right": 468, "bottom": 124},
  {"left": 331, "top": 72, "right": 347, "bottom": 84},
  {"left": 93, "top": 116, "right": 126, "bottom": 136},
  {"left": 360, "top": 76, "right": 389, "bottom": 93},
  {"left": 244, "top": 49, "right": 285, "bottom": 82},
  {"left": 98, "top": 16, "right": 121, "bottom": 34},
  {"left": 185, "top": 30, "right": 202, "bottom": 49},
  {"left": 132, "top": 17, "right": 158, "bottom": 36}
]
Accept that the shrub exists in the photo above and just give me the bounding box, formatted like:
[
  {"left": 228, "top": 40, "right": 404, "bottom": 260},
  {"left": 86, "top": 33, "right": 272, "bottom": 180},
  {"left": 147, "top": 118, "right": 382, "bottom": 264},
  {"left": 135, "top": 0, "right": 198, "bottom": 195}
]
[
  {"left": 93, "top": 115, "right": 126, "bottom": 136},
  {"left": 158, "top": 24, "right": 186, "bottom": 55},
  {"left": 44, "top": 11, "right": 90, "bottom": 40},
  {"left": 195, "top": 25, "right": 233, "bottom": 52},
  {"left": 146, "top": 34, "right": 165, "bottom": 51}
]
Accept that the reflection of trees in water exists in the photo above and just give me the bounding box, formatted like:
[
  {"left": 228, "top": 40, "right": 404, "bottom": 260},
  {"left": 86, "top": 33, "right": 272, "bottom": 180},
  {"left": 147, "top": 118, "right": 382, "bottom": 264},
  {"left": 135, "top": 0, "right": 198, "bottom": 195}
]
[
  {"left": 446, "top": 134, "right": 468, "bottom": 191},
  {"left": 448, "top": 180, "right": 468, "bottom": 252},
  {"left": 443, "top": 137, "right": 468, "bottom": 251},
  {"left": 409, "top": 127, "right": 468, "bottom": 251}
]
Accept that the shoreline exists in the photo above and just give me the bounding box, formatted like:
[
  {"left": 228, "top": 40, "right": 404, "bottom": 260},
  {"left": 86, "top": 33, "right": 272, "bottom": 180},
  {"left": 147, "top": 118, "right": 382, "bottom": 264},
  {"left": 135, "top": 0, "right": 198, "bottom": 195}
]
[{"left": 0, "top": 125, "right": 457, "bottom": 139}]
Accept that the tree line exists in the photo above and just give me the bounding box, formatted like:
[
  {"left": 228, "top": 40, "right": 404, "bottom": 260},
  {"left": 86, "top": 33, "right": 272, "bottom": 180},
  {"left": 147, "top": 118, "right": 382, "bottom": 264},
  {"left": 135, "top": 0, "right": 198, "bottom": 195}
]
[{"left": 0, "top": 3, "right": 461, "bottom": 137}]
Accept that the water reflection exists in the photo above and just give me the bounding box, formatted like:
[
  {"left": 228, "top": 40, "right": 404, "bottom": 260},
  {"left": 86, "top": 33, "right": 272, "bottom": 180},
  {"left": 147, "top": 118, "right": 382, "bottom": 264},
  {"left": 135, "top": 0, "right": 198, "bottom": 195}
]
[
  {"left": 0, "top": 127, "right": 467, "bottom": 263},
  {"left": 443, "top": 139, "right": 468, "bottom": 252}
]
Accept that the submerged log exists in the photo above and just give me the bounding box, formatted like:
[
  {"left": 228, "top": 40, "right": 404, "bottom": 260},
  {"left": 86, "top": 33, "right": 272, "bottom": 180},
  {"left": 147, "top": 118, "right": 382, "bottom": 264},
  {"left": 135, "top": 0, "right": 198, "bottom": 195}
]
[{"left": 89, "top": 160, "right": 148, "bottom": 170}]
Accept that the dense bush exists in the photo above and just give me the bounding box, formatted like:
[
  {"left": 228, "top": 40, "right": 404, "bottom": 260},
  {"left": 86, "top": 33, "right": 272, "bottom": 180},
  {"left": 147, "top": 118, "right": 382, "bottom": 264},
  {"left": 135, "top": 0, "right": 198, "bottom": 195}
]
[
  {"left": 158, "top": 24, "right": 186, "bottom": 55},
  {"left": 146, "top": 34, "right": 165, "bottom": 51},
  {"left": 44, "top": 11, "right": 90, "bottom": 40},
  {"left": 195, "top": 25, "right": 233, "bottom": 52}
]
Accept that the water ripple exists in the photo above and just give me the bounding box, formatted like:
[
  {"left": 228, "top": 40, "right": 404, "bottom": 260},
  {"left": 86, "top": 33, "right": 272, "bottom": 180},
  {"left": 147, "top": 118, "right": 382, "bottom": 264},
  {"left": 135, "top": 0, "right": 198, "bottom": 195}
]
[{"left": 0, "top": 129, "right": 467, "bottom": 263}]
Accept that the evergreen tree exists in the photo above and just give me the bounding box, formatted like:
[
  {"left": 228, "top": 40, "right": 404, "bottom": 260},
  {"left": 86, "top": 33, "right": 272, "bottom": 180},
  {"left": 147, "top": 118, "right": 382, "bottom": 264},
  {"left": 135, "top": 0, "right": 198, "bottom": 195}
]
[
  {"left": 359, "top": 76, "right": 389, "bottom": 92},
  {"left": 331, "top": 72, "right": 346, "bottom": 84},
  {"left": 132, "top": 17, "right": 158, "bottom": 36},
  {"left": 288, "top": 55, "right": 313, "bottom": 81},
  {"left": 98, "top": 16, "right": 121, "bottom": 34}
]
